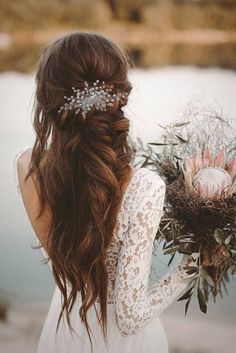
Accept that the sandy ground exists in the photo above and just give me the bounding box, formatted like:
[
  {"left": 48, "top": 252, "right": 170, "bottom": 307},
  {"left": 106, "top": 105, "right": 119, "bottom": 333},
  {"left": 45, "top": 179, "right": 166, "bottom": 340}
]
[
  {"left": 161, "top": 315, "right": 236, "bottom": 353},
  {"left": 0, "top": 305, "right": 235, "bottom": 353},
  {"left": 0, "top": 305, "right": 46, "bottom": 353}
]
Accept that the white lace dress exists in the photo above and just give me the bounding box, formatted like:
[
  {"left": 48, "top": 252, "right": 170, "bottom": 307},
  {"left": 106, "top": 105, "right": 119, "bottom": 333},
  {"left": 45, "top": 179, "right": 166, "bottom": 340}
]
[{"left": 14, "top": 146, "right": 194, "bottom": 353}]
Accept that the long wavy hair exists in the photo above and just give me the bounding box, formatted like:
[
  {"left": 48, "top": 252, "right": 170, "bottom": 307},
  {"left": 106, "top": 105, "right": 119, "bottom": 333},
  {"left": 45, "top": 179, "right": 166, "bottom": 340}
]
[{"left": 25, "top": 32, "right": 135, "bottom": 349}]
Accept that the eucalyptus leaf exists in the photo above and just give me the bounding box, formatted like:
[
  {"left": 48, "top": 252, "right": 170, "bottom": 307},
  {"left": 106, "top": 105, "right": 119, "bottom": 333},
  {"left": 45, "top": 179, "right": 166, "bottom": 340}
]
[
  {"left": 214, "top": 229, "right": 226, "bottom": 244},
  {"left": 163, "top": 242, "right": 174, "bottom": 250},
  {"left": 186, "top": 268, "right": 198, "bottom": 275},
  {"left": 224, "top": 235, "right": 232, "bottom": 245},
  {"left": 162, "top": 218, "right": 176, "bottom": 222},
  {"left": 178, "top": 235, "right": 194, "bottom": 240},
  {"left": 163, "top": 241, "right": 173, "bottom": 249},
  {"left": 177, "top": 234, "right": 194, "bottom": 239},
  {"left": 224, "top": 269, "right": 230, "bottom": 283},
  {"left": 200, "top": 267, "right": 215, "bottom": 287},
  {"left": 167, "top": 252, "right": 175, "bottom": 267},
  {"left": 163, "top": 245, "right": 179, "bottom": 255},
  {"left": 185, "top": 297, "right": 191, "bottom": 316},
  {"left": 174, "top": 134, "right": 188, "bottom": 143},
  {"left": 197, "top": 287, "right": 207, "bottom": 313},
  {"left": 173, "top": 154, "right": 182, "bottom": 160},
  {"left": 222, "top": 279, "right": 229, "bottom": 295},
  {"left": 148, "top": 142, "right": 171, "bottom": 146},
  {"left": 181, "top": 276, "right": 198, "bottom": 284},
  {"left": 157, "top": 124, "right": 166, "bottom": 130},
  {"left": 182, "top": 266, "right": 199, "bottom": 271},
  {"left": 177, "top": 285, "right": 194, "bottom": 301},
  {"left": 162, "top": 222, "right": 171, "bottom": 231},
  {"left": 230, "top": 266, "right": 236, "bottom": 275},
  {"left": 172, "top": 122, "right": 191, "bottom": 128},
  {"left": 179, "top": 239, "right": 197, "bottom": 244}
]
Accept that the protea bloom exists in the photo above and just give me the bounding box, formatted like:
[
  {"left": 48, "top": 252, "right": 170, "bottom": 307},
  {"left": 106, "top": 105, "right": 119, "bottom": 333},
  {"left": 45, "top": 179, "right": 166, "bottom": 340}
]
[{"left": 182, "top": 145, "right": 236, "bottom": 201}]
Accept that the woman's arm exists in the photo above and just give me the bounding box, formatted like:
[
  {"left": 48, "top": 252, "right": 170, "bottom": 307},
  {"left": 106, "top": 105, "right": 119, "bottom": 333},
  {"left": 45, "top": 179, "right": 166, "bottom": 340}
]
[
  {"left": 14, "top": 147, "right": 53, "bottom": 257},
  {"left": 114, "top": 176, "right": 195, "bottom": 336}
]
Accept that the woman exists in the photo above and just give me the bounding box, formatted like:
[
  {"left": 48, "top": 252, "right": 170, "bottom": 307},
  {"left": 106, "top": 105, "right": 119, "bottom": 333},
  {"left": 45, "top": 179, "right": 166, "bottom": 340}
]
[{"left": 14, "top": 32, "right": 197, "bottom": 353}]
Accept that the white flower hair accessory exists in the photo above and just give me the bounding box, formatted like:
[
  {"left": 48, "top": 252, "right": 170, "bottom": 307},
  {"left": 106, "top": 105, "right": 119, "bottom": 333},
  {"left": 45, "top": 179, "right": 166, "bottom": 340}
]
[{"left": 58, "top": 79, "right": 128, "bottom": 118}]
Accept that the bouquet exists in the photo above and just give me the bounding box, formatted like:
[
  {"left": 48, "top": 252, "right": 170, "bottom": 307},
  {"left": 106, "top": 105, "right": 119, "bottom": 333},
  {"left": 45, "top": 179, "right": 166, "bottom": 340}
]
[{"left": 134, "top": 105, "right": 236, "bottom": 314}]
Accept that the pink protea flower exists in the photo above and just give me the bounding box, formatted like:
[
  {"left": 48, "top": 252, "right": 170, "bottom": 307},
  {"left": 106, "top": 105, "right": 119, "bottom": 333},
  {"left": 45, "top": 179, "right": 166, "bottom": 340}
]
[{"left": 182, "top": 145, "right": 236, "bottom": 201}]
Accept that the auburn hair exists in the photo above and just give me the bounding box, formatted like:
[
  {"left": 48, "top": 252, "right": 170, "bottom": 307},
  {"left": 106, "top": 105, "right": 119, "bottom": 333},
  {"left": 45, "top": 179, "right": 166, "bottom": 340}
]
[{"left": 25, "top": 32, "right": 135, "bottom": 349}]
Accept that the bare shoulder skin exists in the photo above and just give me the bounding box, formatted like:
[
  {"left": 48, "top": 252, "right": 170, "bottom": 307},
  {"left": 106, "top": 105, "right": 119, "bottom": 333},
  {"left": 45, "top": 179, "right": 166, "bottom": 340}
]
[{"left": 16, "top": 149, "right": 52, "bottom": 250}]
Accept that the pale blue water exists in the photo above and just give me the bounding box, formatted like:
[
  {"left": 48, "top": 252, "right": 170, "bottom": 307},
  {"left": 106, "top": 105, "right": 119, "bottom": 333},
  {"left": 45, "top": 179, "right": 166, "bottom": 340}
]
[{"left": 0, "top": 68, "right": 235, "bottom": 328}]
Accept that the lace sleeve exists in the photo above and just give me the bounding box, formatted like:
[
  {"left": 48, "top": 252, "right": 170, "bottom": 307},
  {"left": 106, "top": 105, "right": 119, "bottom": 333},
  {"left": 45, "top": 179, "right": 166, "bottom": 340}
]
[{"left": 114, "top": 174, "right": 195, "bottom": 336}]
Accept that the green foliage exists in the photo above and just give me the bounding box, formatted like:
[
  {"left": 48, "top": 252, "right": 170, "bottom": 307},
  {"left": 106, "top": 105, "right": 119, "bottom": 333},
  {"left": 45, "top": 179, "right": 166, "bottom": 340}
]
[{"left": 136, "top": 110, "right": 236, "bottom": 315}]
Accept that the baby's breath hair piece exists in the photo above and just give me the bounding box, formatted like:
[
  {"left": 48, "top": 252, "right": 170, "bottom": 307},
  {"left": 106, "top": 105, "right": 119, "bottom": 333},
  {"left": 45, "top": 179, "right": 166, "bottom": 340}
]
[{"left": 58, "top": 79, "right": 128, "bottom": 118}]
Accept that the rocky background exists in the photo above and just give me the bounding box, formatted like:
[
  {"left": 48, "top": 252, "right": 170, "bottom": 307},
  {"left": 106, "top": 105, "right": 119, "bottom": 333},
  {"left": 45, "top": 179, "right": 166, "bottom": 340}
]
[{"left": 0, "top": 0, "right": 236, "bottom": 72}]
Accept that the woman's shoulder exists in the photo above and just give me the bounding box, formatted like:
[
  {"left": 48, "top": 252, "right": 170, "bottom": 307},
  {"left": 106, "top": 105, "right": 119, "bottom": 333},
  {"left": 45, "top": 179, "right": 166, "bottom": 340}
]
[
  {"left": 127, "top": 167, "right": 166, "bottom": 219},
  {"left": 126, "top": 167, "right": 166, "bottom": 207},
  {"left": 135, "top": 167, "right": 166, "bottom": 190},
  {"left": 14, "top": 145, "right": 33, "bottom": 195},
  {"left": 14, "top": 145, "right": 32, "bottom": 164}
]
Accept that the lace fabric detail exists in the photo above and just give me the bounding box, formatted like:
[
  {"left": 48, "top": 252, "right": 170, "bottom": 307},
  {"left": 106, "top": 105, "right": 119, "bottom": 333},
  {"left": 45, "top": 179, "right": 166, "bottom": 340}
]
[
  {"left": 14, "top": 147, "right": 194, "bottom": 337},
  {"left": 112, "top": 170, "right": 194, "bottom": 336}
]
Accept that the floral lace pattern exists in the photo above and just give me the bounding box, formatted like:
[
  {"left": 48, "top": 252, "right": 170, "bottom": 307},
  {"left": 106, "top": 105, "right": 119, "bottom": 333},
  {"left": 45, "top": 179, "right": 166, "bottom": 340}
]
[
  {"left": 14, "top": 147, "right": 194, "bottom": 337},
  {"left": 112, "top": 171, "right": 194, "bottom": 336}
]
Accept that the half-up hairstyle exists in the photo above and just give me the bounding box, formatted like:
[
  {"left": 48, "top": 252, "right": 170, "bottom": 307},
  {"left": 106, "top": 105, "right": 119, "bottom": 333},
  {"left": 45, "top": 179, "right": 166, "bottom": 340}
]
[{"left": 26, "top": 32, "right": 135, "bottom": 350}]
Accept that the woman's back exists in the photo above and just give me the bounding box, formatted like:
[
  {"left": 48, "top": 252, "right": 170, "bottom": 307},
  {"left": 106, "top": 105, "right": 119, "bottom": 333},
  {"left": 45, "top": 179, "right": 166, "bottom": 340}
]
[
  {"left": 14, "top": 147, "right": 193, "bottom": 353},
  {"left": 14, "top": 147, "right": 165, "bottom": 313}
]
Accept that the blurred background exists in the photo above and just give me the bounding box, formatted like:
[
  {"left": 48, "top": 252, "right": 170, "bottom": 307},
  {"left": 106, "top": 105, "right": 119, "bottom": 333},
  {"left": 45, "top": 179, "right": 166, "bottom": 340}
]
[{"left": 0, "top": 1, "right": 236, "bottom": 352}]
